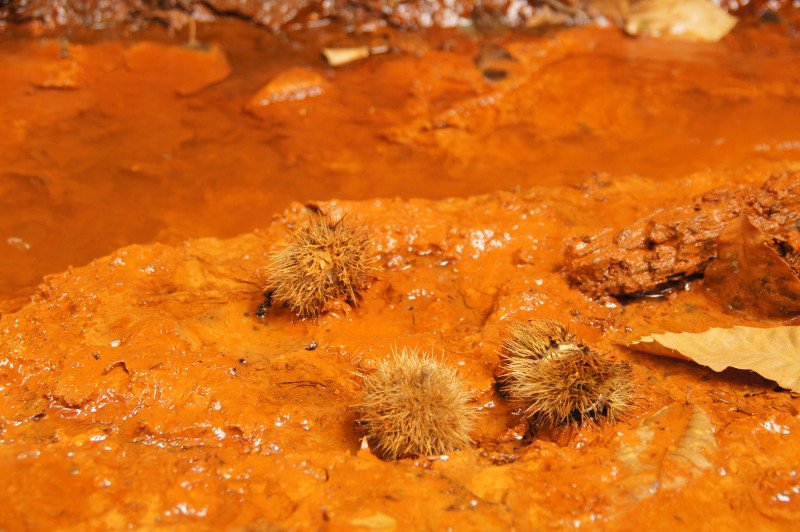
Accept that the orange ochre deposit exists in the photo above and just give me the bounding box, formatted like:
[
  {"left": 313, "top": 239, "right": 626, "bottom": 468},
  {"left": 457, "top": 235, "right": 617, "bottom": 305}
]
[{"left": 1, "top": 16, "right": 800, "bottom": 531}]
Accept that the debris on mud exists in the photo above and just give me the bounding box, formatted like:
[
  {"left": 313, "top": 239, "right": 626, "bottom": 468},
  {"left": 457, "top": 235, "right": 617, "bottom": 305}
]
[
  {"left": 499, "top": 319, "right": 633, "bottom": 428},
  {"left": 626, "top": 325, "right": 800, "bottom": 392},
  {"left": 359, "top": 348, "right": 475, "bottom": 459},
  {"left": 265, "top": 213, "right": 376, "bottom": 318},
  {"left": 322, "top": 46, "right": 371, "bottom": 67},
  {"left": 564, "top": 172, "right": 800, "bottom": 299},
  {"left": 613, "top": 403, "right": 718, "bottom": 501},
  {"left": 703, "top": 217, "right": 800, "bottom": 318}
]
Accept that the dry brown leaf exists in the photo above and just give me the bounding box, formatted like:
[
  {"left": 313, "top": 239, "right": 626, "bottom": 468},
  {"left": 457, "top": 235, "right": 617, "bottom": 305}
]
[
  {"left": 628, "top": 326, "right": 800, "bottom": 391},
  {"left": 624, "top": 0, "right": 737, "bottom": 42},
  {"left": 704, "top": 217, "right": 800, "bottom": 318}
]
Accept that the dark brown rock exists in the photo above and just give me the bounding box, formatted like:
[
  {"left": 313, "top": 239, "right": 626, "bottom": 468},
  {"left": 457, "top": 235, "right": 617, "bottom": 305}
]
[{"left": 563, "top": 172, "right": 800, "bottom": 297}]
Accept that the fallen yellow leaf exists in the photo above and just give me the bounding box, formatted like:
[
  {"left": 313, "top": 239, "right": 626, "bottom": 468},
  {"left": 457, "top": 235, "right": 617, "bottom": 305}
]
[{"left": 627, "top": 326, "right": 800, "bottom": 392}]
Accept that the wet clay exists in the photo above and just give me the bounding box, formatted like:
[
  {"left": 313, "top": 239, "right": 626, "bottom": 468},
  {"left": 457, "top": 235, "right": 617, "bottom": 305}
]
[
  {"left": 1, "top": 15, "right": 800, "bottom": 532},
  {"left": 2, "top": 20, "right": 800, "bottom": 313},
  {"left": 1, "top": 167, "right": 800, "bottom": 529}
]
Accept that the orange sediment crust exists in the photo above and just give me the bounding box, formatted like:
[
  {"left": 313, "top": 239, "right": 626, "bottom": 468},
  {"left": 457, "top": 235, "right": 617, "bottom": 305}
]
[
  {"left": 3, "top": 21, "right": 800, "bottom": 311},
  {"left": 1, "top": 169, "right": 799, "bottom": 529}
]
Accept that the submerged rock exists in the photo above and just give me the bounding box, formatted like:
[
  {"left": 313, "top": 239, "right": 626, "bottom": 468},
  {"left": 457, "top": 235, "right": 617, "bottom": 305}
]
[
  {"left": 246, "top": 67, "right": 329, "bottom": 112},
  {"left": 124, "top": 41, "right": 231, "bottom": 96}
]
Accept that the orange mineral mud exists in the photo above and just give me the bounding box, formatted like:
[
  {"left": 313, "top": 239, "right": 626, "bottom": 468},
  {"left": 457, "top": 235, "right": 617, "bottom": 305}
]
[
  {"left": 2, "top": 19, "right": 800, "bottom": 311},
  {"left": 1, "top": 15, "right": 800, "bottom": 531}
]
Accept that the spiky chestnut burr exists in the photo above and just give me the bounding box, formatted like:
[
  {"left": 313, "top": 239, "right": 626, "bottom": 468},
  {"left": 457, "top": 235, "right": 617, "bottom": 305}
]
[
  {"left": 359, "top": 348, "right": 475, "bottom": 459},
  {"left": 265, "top": 213, "right": 375, "bottom": 318},
  {"left": 499, "top": 319, "right": 633, "bottom": 428}
]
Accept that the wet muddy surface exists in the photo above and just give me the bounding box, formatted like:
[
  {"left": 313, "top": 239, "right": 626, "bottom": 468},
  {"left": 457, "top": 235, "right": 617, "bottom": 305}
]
[
  {"left": 2, "top": 19, "right": 800, "bottom": 312},
  {"left": 1, "top": 14, "right": 800, "bottom": 531}
]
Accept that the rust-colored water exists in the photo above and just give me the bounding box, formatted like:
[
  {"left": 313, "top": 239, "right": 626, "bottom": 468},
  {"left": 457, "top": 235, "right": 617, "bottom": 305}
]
[{"left": 2, "top": 20, "right": 799, "bottom": 312}]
